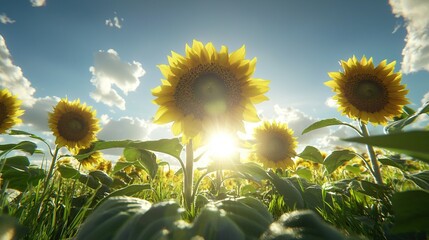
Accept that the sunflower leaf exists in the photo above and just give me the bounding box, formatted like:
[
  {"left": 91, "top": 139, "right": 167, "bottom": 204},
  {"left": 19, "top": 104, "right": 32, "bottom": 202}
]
[
  {"left": 267, "top": 171, "right": 304, "bottom": 209},
  {"left": 298, "top": 146, "right": 324, "bottom": 163},
  {"left": 385, "top": 102, "right": 429, "bottom": 133},
  {"left": 57, "top": 165, "right": 80, "bottom": 179},
  {"left": 0, "top": 141, "right": 38, "bottom": 157},
  {"left": 344, "top": 131, "right": 429, "bottom": 163},
  {"left": 392, "top": 190, "right": 429, "bottom": 233},
  {"left": 323, "top": 150, "right": 356, "bottom": 174},
  {"left": 302, "top": 118, "right": 347, "bottom": 135},
  {"left": 405, "top": 171, "right": 429, "bottom": 190}
]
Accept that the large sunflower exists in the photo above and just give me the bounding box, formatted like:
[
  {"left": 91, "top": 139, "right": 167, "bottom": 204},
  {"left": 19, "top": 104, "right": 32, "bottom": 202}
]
[
  {"left": 49, "top": 99, "right": 100, "bottom": 151},
  {"left": 0, "top": 89, "right": 24, "bottom": 134},
  {"left": 325, "top": 56, "right": 409, "bottom": 125},
  {"left": 152, "top": 40, "right": 269, "bottom": 145},
  {"left": 250, "top": 121, "right": 297, "bottom": 169}
]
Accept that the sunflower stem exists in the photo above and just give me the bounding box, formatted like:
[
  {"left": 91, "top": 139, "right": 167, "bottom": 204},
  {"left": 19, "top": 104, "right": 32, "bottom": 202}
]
[
  {"left": 359, "top": 121, "right": 383, "bottom": 185},
  {"left": 44, "top": 147, "right": 60, "bottom": 190},
  {"left": 184, "top": 140, "right": 194, "bottom": 210}
]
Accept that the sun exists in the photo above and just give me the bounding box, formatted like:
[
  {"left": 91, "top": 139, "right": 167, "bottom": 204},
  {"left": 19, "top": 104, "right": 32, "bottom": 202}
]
[{"left": 206, "top": 131, "right": 238, "bottom": 161}]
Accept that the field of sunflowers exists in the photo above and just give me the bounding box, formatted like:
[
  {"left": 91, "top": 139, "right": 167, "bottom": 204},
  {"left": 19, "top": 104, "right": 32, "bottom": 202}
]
[{"left": 1, "top": 40, "right": 429, "bottom": 239}]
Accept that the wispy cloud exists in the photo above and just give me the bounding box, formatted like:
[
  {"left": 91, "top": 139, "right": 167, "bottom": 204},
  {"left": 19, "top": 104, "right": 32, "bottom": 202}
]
[
  {"left": 0, "top": 35, "right": 36, "bottom": 106},
  {"left": 105, "top": 13, "right": 123, "bottom": 29},
  {"left": 30, "top": 0, "right": 46, "bottom": 7},
  {"left": 389, "top": 0, "right": 429, "bottom": 73},
  {"left": 0, "top": 13, "right": 15, "bottom": 24},
  {"left": 89, "top": 49, "right": 145, "bottom": 110}
]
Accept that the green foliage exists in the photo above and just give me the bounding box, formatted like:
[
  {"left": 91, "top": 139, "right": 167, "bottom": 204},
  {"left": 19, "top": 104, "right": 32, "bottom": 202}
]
[
  {"left": 345, "top": 130, "right": 429, "bottom": 163},
  {"left": 323, "top": 150, "right": 356, "bottom": 174},
  {"left": 260, "top": 210, "right": 348, "bottom": 240},
  {"left": 392, "top": 190, "right": 429, "bottom": 233},
  {"left": 298, "top": 146, "right": 324, "bottom": 164},
  {"left": 302, "top": 118, "right": 347, "bottom": 134}
]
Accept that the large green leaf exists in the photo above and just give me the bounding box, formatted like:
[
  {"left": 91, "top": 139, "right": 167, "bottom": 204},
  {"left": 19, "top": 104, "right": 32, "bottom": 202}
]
[
  {"left": 216, "top": 199, "right": 272, "bottom": 238},
  {"left": 76, "top": 197, "right": 152, "bottom": 240},
  {"left": 1, "top": 166, "right": 45, "bottom": 191},
  {"left": 323, "top": 150, "right": 356, "bottom": 174},
  {"left": 392, "top": 190, "right": 429, "bottom": 233},
  {"left": 405, "top": 171, "right": 429, "bottom": 190},
  {"left": 344, "top": 131, "right": 429, "bottom": 163},
  {"left": 192, "top": 204, "right": 246, "bottom": 240},
  {"left": 75, "top": 138, "right": 183, "bottom": 160},
  {"left": 298, "top": 146, "right": 324, "bottom": 163},
  {"left": 113, "top": 201, "right": 182, "bottom": 240},
  {"left": 260, "top": 210, "right": 347, "bottom": 240},
  {"left": 234, "top": 162, "right": 270, "bottom": 182},
  {"left": 129, "top": 138, "right": 183, "bottom": 160},
  {"left": 57, "top": 165, "right": 80, "bottom": 179},
  {"left": 267, "top": 171, "right": 304, "bottom": 209},
  {"left": 123, "top": 148, "right": 158, "bottom": 179},
  {"left": 0, "top": 141, "right": 38, "bottom": 157},
  {"left": 2, "top": 156, "right": 30, "bottom": 168},
  {"left": 302, "top": 118, "right": 346, "bottom": 134},
  {"left": 385, "top": 102, "right": 429, "bottom": 133}
]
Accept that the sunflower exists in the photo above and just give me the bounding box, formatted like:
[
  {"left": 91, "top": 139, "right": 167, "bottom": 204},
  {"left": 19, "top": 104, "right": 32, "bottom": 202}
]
[
  {"left": 0, "top": 89, "right": 24, "bottom": 134},
  {"left": 49, "top": 99, "right": 100, "bottom": 151},
  {"left": 250, "top": 121, "right": 297, "bottom": 169},
  {"left": 152, "top": 40, "right": 269, "bottom": 146},
  {"left": 325, "top": 56, "right": 409, "bottom": 125},
  {"left": 76, "top": 148, "right": 105, "bottom": 171}
]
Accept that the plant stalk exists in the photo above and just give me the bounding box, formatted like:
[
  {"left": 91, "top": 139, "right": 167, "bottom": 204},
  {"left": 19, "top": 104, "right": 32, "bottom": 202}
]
[
  {"left": 184, "top": 140, "right": 194, "bottom": 210},
  {"left": 359, "top": 121, "right": 383, "bottom": 185},
  {"left": 44, "top": 147, "right": 60, "bottom": 189}
]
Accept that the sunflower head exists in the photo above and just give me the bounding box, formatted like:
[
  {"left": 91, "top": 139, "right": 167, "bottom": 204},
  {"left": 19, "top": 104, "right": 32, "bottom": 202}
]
[
  {"left": 0, "top": 89, "right": 24, "bottom": 134},
  {"left": 76, "top": 148, "right": 105, "bottom": 171},
  {"left": 250, "top": 121, "right": 297, "bottom": 169},
  {"left": 49, "top": 98, "right": 100, "bottom": 152},
  {"left": 152, "top": 40, "right": 269, "bottom": 146},
  {"left": 325, "top": 56, "right": 409, "bottom": 125}
]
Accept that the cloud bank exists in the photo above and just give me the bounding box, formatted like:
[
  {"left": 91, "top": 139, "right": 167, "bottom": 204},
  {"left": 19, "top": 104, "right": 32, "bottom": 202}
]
[
  {"left": 390, "top": 0, "right": 429, "bottom": 73},
  {"left": 0, "top": 35, "right": 36, "bottom": 106},
  {"left": 89, "top": 49, "right": 145, "bottom": 110}
]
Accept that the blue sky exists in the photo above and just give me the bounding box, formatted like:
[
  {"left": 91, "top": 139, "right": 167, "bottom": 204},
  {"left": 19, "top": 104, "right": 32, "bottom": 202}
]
[{"left": 1, "top": 0, "right": 429, "bottom": 158}]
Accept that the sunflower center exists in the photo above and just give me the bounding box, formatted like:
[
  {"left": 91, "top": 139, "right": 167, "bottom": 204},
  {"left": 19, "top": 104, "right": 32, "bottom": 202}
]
[
  {"left": 0, "top": 103, "right": 7, "bottom": 123},
  {"left": 175, "top": 63, "right": 241, "bottom": 119},
  {"left": 57, "top": 112, "right": 89, "bottom": 141},
  {"left": 346, "top": 74, "right": 389, "bottom": 113},
  {"left": 259, "top": 133, "right": 288, "bottom": 162}
]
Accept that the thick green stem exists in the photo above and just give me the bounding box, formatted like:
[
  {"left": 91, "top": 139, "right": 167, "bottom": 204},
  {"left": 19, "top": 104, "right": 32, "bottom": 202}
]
[
  {"left": 44, "top": 147, "right": 60, "bottom": 189},
  {"left": 184, "top": 140, "right": 194, "bottom": 210},
  {"left": 359, "top": 121, "right": 383, "bottom": 185}
]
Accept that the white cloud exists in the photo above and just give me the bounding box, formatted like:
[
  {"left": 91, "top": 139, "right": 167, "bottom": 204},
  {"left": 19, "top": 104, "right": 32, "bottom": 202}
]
[
  {"left": 22, "top": 96, "right": 59, "bottom": 132},
  {"left": 30, "top": 0, "right": 46, "bottom": 7},
  {"left": 0, "top": 35, "right": 36, "bottom": 106},
  {"left": 389, "top": 0, "right": 429, "bottom": 73},
  {"left": 0, "top": 13, "right": 15, "bottom": 24},
  {"left": 98, "top": 116, "right": 152, "bottom": 141},
  {"left": 105, "top": 16, "right": 123, "bottom": 29},
  {"left": 89, "top": 49, "right": 145, "bottom": 110},
  {"left": 422, "top": 91, "right": 429, "bottom": 105}
]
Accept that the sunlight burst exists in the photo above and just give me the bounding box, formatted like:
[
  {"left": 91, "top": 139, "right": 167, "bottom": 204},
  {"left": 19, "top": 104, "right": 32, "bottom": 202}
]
[{"left": 207, "top": 132, "right": 237, "bottom": 161}]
